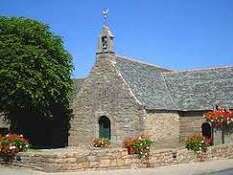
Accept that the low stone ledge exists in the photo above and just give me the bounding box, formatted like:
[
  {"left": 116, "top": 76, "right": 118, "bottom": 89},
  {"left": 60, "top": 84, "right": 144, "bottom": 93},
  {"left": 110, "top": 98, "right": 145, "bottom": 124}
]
[{"left": 1, "top": 144, "right": 233, "bottom": 172}]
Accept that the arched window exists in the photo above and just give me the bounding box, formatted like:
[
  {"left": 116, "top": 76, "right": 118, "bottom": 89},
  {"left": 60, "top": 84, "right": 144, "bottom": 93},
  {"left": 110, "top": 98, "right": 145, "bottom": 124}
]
[{"left": 99, "top": 116, "right": 111, "bottom": 140}]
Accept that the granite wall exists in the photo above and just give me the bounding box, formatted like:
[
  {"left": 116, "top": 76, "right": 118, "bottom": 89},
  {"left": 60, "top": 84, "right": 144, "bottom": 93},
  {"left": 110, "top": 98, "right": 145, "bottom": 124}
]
[
  {"left": 69, "top": 53, "right": 145, "bottom": 146},
  {"left": 143, "top": 110, "right": 207, "bottom": 147},
  {"left": 144, "top": 111, "right": 180, "bottom": 148},
  {"left": 179, "top": 111, "right": 206, "bottom": 142}
]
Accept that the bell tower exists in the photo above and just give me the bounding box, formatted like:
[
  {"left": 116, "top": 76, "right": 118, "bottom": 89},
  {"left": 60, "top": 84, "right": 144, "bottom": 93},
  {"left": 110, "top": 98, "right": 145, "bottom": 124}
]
[{"left": 97, "top": 9, "right": 114, "bottom": 54}]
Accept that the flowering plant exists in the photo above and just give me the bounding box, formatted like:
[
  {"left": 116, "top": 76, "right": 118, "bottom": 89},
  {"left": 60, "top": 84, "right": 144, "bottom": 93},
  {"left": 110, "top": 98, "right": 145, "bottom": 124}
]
[
  {"left": 204, "top": 108, "right": 233, "bottom": 129},
  {"left": 0, "top": 134, "right": 29, "bottom": 157},
  {"left": 123, "top": 137, "right": 137, "bottom": 154},
  {"left": 123, "top": 134, "right": 153, "bottom": 159},
  {"left": 92, "top": 138, "right": 111, "bottom": 148},
  {"left": 185, "top": 134, "right": 207, "bottom": 153}
]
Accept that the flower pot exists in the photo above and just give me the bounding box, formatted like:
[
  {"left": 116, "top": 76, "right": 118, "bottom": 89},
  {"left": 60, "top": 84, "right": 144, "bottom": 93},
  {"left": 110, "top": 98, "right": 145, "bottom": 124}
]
[{"left": 127, "top": 147, "right": 135, "bottom": 154}]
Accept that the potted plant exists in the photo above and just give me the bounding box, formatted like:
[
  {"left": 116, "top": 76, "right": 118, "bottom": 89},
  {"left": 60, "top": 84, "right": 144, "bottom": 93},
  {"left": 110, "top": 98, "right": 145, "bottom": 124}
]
[
  {"left": 185, "top": 134, "right": 207, "bottom": 152},
  {"left": 123, "top": 137, "right": 136, "bottom": 154},
  {"left": 123, "top": 134, "right": 153, "bottom": 158},
  {"left": 132, "top": 135, "right": 153, "bottom": 159},
  {"left": 0, "top": 133, "right": 29, "bottom": 162},
  {"left": 91, "top": 138, "right": 111, "bottom": 148}
]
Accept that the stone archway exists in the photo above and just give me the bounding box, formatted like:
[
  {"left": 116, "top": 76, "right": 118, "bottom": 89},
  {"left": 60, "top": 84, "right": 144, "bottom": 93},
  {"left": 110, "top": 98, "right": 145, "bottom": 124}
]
[{"left": 98, "top": 116, "right": 111, "bottom": 140}]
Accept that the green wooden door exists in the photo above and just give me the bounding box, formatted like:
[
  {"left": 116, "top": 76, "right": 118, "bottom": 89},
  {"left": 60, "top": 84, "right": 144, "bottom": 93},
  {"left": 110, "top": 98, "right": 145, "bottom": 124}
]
[{"left": 99, "top": 116, "right": 111, "bottom": 140}]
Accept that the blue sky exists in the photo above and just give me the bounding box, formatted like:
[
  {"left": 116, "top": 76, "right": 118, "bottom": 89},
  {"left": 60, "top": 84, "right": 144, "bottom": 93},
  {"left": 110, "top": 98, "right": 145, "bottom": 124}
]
[{"left": 1, "top": 0, "right": 233, "bottom": 78}]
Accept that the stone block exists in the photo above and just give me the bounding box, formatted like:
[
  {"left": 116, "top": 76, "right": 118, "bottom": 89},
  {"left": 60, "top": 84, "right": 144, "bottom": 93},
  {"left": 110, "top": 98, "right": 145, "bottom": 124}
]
[{"left": 99, "top": 158, "right": 111, "bottom": 167}]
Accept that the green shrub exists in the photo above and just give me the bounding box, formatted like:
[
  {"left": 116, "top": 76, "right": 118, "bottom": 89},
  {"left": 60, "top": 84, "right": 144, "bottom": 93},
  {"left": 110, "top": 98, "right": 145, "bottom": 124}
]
[
  {"left": 185, "top": 134, "right": 207, "bottom": 153},
  {"left": 133, "top": 136, "right": 153, "bottom": 159},
  {"left": 123, "top": 134, "right": 153, "bottom": 159}
]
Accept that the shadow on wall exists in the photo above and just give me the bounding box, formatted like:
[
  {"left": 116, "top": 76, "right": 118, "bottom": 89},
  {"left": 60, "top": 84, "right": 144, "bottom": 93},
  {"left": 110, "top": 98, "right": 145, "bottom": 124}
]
[{"left": 8, "top": 109, "right": 72, "bottom": 149}]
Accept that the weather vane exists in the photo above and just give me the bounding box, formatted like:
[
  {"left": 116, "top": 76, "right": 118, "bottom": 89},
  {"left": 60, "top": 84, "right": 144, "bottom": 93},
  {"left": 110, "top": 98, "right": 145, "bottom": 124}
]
[{"left": 102, "top": 8, "right": 109, "bottom": 25}]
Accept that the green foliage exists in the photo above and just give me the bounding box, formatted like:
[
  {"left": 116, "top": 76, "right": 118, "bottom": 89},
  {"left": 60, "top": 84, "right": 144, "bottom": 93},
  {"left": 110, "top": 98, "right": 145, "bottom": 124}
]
[
  {"left": 0, "top": 16, "right": 73, "bottom": 118},
  {"left": 0, "top": 134, "right": 29, "bottom": 157},
  {"left": 133, "top": 136, "right": 153, "bottom": 159},
  {"left": 0, "top": 16, "right": 74, "bottom": 147},
  {"left": 185, "top": 134, "right": 207, "bottom": 153},
  {"left": 123, "top": 134, "right": 153, "bottom": 158}
]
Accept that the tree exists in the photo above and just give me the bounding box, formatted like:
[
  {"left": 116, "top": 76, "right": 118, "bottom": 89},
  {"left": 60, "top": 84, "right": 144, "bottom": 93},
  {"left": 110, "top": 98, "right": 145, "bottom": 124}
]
[{"left": 0, "top": 16, "right": 74, "bottom": 147}]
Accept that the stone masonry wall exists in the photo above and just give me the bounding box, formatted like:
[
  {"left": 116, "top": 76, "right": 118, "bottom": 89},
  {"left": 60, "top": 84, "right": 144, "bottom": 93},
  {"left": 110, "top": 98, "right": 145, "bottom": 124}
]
[
  {"left": 69, "top": 53, "right": 145, "bottom": 146},
  {"left": 144, "top": 111, "right": 180, "bottom": 148},
  {"left": 3, "top": 144, "right": 233, "bottom": 172},
  {"left": 179, "top": 111, "right": 206, "bottom": 142}
]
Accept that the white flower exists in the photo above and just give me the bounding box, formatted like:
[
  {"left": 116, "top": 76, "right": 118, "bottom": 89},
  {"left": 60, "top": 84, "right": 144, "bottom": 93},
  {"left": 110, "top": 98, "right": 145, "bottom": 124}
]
[{"left": 9, "top": 146, "right": 16, "bottom": 150}]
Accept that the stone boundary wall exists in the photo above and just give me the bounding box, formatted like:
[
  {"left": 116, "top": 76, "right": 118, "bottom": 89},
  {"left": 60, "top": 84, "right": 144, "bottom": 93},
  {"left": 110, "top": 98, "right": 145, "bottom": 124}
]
[{"left": 1, "top": 144, "right": 233, "bottom": 172}]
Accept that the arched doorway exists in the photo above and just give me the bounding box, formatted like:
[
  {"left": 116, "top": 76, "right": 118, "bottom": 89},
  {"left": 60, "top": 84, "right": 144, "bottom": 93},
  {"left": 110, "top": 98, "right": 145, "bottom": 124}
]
[
  {"left": 98, "top": 116, "right": 111, "bottom": 140},
  {"left": 201, "top": 122, "right": 213, "bottom": 145}
]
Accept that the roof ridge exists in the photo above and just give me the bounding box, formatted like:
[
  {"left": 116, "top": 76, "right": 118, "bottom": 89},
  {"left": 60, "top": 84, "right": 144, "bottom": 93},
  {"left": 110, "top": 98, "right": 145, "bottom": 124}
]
[
  {"left": 116, "top": 54, "right": 172, "bottom": 71},
  {"left": 112, "top": 61, "right": 143, "bottom": 106},
  {"left": 161, "top": 73, "right": 178, "bottom": 109},
  {"left": 163, "top": 65, "right": 233, "bottom": 75}
]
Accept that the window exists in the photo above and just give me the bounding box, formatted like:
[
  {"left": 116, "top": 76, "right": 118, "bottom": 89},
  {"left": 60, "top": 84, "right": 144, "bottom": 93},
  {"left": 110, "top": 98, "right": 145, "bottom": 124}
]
[{"left": 98, "top": 116, "right": 111, "bottom": 140}]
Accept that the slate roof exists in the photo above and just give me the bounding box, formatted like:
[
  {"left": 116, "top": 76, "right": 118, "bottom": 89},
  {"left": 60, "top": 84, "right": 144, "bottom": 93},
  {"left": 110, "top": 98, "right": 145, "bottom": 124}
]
[
  {"left": 115, "top": 56, "right": 233, "bottom": 111},
  {"left": 115, "top": 56, "right": 177, "bottom": 110},
  {"left": 164, "top": 67, "right": 233, "bottom": 111}
]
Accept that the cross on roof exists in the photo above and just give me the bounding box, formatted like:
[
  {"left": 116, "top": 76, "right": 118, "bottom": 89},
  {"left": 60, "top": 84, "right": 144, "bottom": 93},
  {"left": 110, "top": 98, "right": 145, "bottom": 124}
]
[{"left": 102, "top": 8, "right": 109, "bottom": 25}]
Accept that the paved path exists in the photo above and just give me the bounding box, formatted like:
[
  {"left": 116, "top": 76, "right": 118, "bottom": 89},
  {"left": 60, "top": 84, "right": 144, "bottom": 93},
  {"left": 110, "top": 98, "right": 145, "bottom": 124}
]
[
  {"left": 205, "top": 168, "right": 233, "bottom": 175},
  {"left": 1, "top": 159, "right": 233, "bottom": 175}
]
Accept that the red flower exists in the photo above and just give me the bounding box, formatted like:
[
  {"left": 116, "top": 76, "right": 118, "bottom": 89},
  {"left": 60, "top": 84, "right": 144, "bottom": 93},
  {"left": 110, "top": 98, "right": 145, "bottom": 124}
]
[
  {"left": 204, "top": 108, "right": 233, "bottom": 129},
  {"left": 0, "top": 133, "right": 29, "bottom": 157}
]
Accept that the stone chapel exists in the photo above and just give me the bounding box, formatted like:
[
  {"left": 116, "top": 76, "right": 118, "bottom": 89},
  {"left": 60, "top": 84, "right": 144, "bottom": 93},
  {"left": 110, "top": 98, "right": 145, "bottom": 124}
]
[{"left": 68, "top": 23, "right": 233, "bottom": 148}]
